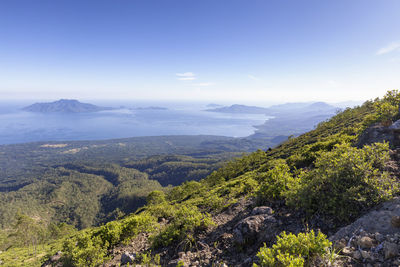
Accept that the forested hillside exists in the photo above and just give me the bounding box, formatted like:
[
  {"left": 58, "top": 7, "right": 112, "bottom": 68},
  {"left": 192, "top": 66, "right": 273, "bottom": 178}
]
[
  {"left": 2, "top": 91, "right": 400, "bottom": 266},
  {"left": 24, "top": 90, "right": 400, "bottom": 267},
  {"left": 0, "top": 135, "right": 270, "bottom": 231}
]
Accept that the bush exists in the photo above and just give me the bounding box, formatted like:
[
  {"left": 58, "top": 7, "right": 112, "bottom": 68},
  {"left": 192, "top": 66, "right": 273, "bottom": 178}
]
[
  {"left": 147, "top": 190, "right": 166, "bottom": 205},
  {"left": 152, "top": 205, "right": 214, "bottom": 248},
  {"left": 374, "top": 90, "right": 400, "bottom": 123},
  {"left": 63, "top": 232, "right": 108, "bottom": 267},
  {"left": 256, "top": 160, "right": 294, "bottom": 202},
  {"left": 62, "top": 213, "right": 157, "bottom": 266},
  {"left": 254, "top": 230, "right": 332, "bottom": 267},
  {"left": 286, "top": 142, "right": 397, "bottom": 221}
]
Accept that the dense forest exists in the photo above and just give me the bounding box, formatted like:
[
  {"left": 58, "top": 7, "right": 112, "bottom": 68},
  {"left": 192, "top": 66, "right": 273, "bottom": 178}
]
[{"left": 0, "top": 135, "right": 272, "bottom": 231}]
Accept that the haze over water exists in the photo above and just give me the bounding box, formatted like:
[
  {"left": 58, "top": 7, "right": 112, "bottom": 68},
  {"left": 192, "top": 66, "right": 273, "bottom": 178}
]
[{"left": 0, "top": 101, "right": 270, "bottom": 145}]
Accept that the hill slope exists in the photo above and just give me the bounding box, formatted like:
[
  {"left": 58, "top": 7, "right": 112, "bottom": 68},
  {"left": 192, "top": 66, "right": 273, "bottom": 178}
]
[{"left": 3, "top": 91, "right": 400, "bottom": 267}]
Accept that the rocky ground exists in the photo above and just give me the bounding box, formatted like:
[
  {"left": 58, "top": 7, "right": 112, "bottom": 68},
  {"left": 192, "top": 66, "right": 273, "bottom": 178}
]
[
  {"left": 102, "top": 195, "right": 400, "bottom": 267},
  {"left": 100, "top": 198, "right": 307, "bottom": 267},
  {"left": 330, "top": 197, "right": 400, "bottom": 267}
]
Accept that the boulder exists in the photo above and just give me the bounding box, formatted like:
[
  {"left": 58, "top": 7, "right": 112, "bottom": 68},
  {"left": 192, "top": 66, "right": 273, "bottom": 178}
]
[
  {"left": 384, "top": 242, "right": 398, "bottom": 259},
  {"left": 358, "top": 236, "right": 374, "bottom": 249},
  {"left": 233, "top": 214, "right": 277, "bottom": 245},
  {"left": 251, "top": 206, "right": 273, "bottom": 216}
]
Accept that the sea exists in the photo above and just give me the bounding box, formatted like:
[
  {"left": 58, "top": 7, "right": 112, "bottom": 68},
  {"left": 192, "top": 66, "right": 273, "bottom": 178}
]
[{"left": 0, "top": 101, "right": 271, "bottom": 145}]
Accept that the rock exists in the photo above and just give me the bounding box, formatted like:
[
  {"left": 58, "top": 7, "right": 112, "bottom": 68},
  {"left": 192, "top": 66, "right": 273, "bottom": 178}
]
[
  {"left": 342, "top": 247, "right": 353, "bottom": 255},
  {"left": 353, "top": 250, "right": 362, "bottom": 260},
  {"left": 390, "top": 119, "right": 400, "bottom": 129},
  {"left": 121, "top": 252, "right": 135, "bottom": 265},
  {"left": 391, "top": 216, "right": 400, "bottom": 228},
  {"left": 50, "top": 251, "right": 62, "bottom": 262},
  {"left": 178, "top": 252, "right": 185, "bottom": 258},
  {"left": 358, "top": 236, "right": 374, "bottom": 249},
  {"left": 251, "top": 206, "right": 273, "bottom": 216},
  {"left": 361, "top": 250, "right": 371, "bottom": 259},
  {"left": 384, "top": 242, "right": 398, "bottom": 259},
  {"left": 233, "top": 214, "right": 277, "bottom": 245}
]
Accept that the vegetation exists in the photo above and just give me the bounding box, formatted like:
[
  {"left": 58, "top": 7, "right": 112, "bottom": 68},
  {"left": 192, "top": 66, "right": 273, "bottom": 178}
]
[
  {"left": 0, "top": 135, "right": 258, "bottom": 229},
  {"left": 151, "top": 205, "right": 214, "bottom": 249},
  {"left": 286, "top": 142, "right": 396, "bottom": 221},
  {"left": 254, "top": 230, "right": 332, "bottom": 267},
  {"left": 2, "top": 91, "right": 400, "bottom": 266}
]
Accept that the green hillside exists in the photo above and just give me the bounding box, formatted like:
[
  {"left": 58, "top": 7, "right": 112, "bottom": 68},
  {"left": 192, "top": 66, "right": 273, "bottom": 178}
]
[{"left": 2, "top": 91, "right": 400, "bottom": 266}]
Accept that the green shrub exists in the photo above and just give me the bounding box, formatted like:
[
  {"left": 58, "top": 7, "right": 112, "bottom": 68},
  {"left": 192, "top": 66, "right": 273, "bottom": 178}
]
[
  {"left": 256, "top": 160, "right": 294, "bottom": 202},
  {"left": 374, "top": 90, "right": 400, "bottom": 123},
  {"left": 254, "top": 230, "right": 332, "bottom": 267},
  {"left": 286, "top": 142, "right": 397, "bottom": 221},
  {"left": 147, "top": 190, "right": 166, "bottom": 205},
  {"left": 136, "top": 251, "right": 161, "bottom": 266},
  {"left": 62, "top": 213, "right": 157, "bottom": 266},
  {"left": 63, "top": 232, "right": 108, "bottom": 267},
  {"left": 152, "top": 205, "right": 214, "bottom": 248}
]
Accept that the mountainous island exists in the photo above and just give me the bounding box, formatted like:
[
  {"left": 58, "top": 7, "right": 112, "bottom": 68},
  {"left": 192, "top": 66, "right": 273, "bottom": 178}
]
[{"left": 22, "top": 99, "right": 113, "bottom": 113}]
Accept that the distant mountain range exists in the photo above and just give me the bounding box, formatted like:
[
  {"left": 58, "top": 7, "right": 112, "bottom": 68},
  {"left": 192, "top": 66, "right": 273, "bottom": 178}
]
[
  {"left": 23, "top": 99, "right": 113, "bottom": 113},
  {"left": 205, "top": 104, "right": 270, "bottom": 114}
]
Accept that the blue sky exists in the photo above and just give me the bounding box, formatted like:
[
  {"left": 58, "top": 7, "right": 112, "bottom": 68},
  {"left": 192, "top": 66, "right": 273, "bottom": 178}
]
[{"left": 0, "top": 0, "right": 400, "bottom": 103}]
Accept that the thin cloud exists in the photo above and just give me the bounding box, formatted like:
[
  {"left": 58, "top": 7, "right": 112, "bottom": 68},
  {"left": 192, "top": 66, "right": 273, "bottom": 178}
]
[
  {"left": 248, "top": 74, "right": 260, "bottom": 81},
  {"left": 178, "top": 77, "right": 196, "bottom": 81},
  {"left": 377, "top": 41, "right": 400, "bottom": 55},
  {"left": 193, "top": 82, "right": 215, "bottom": 87},
  {"left": 176, "top": 72, "right": 196, "bottom": 81}
]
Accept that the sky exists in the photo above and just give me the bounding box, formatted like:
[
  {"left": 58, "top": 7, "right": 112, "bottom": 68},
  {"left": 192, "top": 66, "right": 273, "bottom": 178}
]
[{"left": 0, "top": 0, "right": 400, "bottom": 104}]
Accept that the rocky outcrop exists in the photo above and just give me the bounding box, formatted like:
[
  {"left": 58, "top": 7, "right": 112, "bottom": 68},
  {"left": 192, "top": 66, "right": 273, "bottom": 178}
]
[
  {"left": 331, "top": 197, "right": 400, "bottom": 266},
  {"left": 233, "top": 212, "right": 277, "bottom": 245},
  {"left": 357, "top": 122, "right": 400, "bottom": 147}
]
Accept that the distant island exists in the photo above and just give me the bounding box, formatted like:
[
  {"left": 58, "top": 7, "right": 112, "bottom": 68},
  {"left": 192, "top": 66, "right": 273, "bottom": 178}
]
[
  {"left": 23, "top": 99, "right": 113, "bottom": 113},
  {"left": 205, "top": 104, "right": 269, "bottom": 114}
]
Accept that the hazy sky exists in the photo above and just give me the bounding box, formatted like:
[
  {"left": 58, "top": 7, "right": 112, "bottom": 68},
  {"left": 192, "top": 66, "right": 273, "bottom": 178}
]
[{"left": 1, "top": 0, "right": 400, "bottom": 103}]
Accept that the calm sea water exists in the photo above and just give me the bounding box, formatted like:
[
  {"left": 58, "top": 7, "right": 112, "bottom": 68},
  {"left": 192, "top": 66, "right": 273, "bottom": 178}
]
[{"left": 0, "top": 101, "right": 270, "bottom": 145}]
